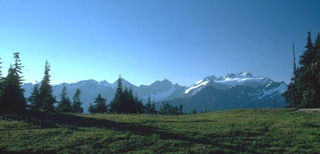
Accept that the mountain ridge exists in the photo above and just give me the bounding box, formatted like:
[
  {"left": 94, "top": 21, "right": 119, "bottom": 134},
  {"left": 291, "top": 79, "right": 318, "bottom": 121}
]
[{"left": 22, "top": 72, "right": 287, "bottom": 112}]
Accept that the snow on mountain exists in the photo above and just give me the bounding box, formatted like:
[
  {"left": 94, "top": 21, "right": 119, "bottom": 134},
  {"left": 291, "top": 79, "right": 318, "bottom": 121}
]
[
  {"left": 184, "top": 80, "right": 209, "bottom": 95},
  {"left": 185, "top": 72, "right": 285, "bottom": 96},
  {"left": 259, "top": 82, "right": 287, "bottom": 99},
  {"left": 22, "top": 72, "right": 288, "bottom": 112}
]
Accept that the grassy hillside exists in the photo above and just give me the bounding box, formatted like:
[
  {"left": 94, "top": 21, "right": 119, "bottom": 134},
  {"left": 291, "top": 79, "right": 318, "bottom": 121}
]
[{"left": 0, "top": 109, "right": 320, "bottom": 153}]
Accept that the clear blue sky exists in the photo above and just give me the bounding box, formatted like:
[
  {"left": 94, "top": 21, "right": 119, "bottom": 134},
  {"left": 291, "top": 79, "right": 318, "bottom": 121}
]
[{"left": 0, "top": 0, "right": 319, "bottom": 86}]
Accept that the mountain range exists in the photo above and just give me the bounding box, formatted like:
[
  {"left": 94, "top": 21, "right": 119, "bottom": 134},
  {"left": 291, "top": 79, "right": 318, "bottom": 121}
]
[{"left": 22, "top": 72, "right": 287, "bottom": 112}]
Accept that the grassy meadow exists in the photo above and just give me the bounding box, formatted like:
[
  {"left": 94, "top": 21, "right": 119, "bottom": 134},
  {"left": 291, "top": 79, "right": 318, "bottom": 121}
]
[{"left": 0, "top": 108, "right": 320, "bottom": 153}]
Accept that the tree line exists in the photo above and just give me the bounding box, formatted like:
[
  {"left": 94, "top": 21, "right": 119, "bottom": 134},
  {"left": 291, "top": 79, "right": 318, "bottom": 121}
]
[
  {"left": 0, "top": 54, "right": 184, "bottom": 115},
  {"left": 284, "top": 32, "right": 320, "bottom": 108}
]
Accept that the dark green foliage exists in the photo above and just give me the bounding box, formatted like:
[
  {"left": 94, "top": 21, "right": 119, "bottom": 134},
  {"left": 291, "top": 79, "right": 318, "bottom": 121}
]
[
  {"left": 0, "top": 58, "right": 2, "bottom": 78},
  {"left": 284, "top": 32, "right": 320, "bottom": 108},
  {"left": 28, "top": 84, "right": 41, "bottom": 111},
  {"left": 110, "top": 77, "right": 144, "bottom": 113},
  {"left": 0, "top": 58, "right": 3, "bottom": 112},
  {"left": 56, "top": 84, "right": 72, "bottom": 112},
  {"left": 89, "top": 94, "right": 107, "bottom": 113},
  {"left": 159, "top": 102, "right": 183, "bottom": 115},
  {"left": 144, "top": 95, "right": 157, "bottom": 114},
  {"left": 299, "top": 32, "right": 315, "bottom": 65},
  {"left": 71, "top": 88, "right": 83, "bottom": 113},
  {"left": 0, "top": 53, "right": 26, "bottom": 114},
  {"left": 38, "top": 61, "right": 56, "bottom": 112}
]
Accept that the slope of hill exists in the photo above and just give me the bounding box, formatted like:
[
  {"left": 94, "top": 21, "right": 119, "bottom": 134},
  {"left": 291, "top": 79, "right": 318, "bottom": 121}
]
[{"left": 0, "top": 109, "right": 319, "bottom": 153}]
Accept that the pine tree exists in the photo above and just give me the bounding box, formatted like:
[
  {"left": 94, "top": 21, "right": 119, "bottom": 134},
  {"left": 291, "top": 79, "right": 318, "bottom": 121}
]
[
  {"left": 300, "top": 32, "right": 320, "bottom": 108},
  {"left": 110, "top": 76, "right": 123, "bottom": 113},
  {"left": 0, "top": 58, "right": 3, "bottom": 112},
  {"left": 28, "top": 83, "right": 41, "bottom": 111},
  {"left": 283, "top": 42, "right": 301, "bottom": 107},
  {"left": 39, "top": 61, "right": 56, "bottom": 112},
  {"left": 314, "top": 33, "right": 320, "bottom": 80},
  {"left": 285, "top": 32, "right": 320, "bottom": 108},
  {"left": 145, "top": 95, "right": 153, "bottom": 113},
  {"left": 0, "top": 58, "right": 2, "bottom": 79},
  {"left": 1, "top": 53, "right": 26, "bottom": 113},
  {"left": 71, "top": 88, "right": 83, "bottom": 113},
  {"left": 56, "top": 84, "right": 72, "bottom": 112},
  {"left": 178, "top": 104, "right": 183, "bottom": 114},
  {"left": 145, "top": 95, "right": 157, "bottom": 114},
  {"left": 300, "top": 32, "right": 315, "bottom": 65},
  {"left": 89, "top": 94, "right": 107, "bottom": 114}
]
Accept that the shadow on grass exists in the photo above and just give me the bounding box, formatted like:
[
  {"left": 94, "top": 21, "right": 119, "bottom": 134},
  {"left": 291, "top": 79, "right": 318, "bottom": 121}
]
[{"left": 1, "top": 111, "right": 254, "bottom": 153}]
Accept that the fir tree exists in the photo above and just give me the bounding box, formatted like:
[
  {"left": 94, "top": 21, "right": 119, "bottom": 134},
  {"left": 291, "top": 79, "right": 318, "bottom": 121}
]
[
  {"left": 178, "top": 104, "right": 183, "bottom": 114},
  {"left": 0, "top": 58, "right": 3, "bottom": 112},
  {"left": 300, "top": 32, "right": 315, "bottom": 65},
  {"left": 56, "top": 84, "right": 72, "bottom": 112},
  {"left": 28, "top": 83, "right": 41, "bottom": 111},
  {"left": 285, "top": 32, "right": 320, "bottom": 108},
  {"left": 71, "top": 88, "right": 83, "bottom": 113},
  {"left": 0, "top": 58, "right": 2, "bottom": 79},
  {"left": 89, "top": 94, "right": 107, "bottom": 113},
  {"left": 39, "top": 61, "right": 56, "bottom": 112},
  {"left": 192, "top": 109, "right": 197, "bottom": 114},
  {"left": 159, "top": 102, "right": 181, "bottom": 115},
  {"left": 145, "top": 95, "right": 154, "bottom": 113},
  {"left": 1, "top": 53, "right": 26, "bottom": 113},
  {"left": 110, "top": 76, "right": 123, "bottom": 113}
]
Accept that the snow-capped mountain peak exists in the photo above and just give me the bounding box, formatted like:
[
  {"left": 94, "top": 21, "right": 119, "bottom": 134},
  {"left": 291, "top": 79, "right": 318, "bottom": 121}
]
[{"left": 184, "top": 73, "right": 283, "bottom": 95}]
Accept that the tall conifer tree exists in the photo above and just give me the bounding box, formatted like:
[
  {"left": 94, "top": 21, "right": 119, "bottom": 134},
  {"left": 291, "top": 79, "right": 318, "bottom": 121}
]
[
  {"left": 110, "top": 76, "right": 123, "bottom": 113},
  {"left": 39, "top": 61, "right": 56, "bottom": 112},
  {"left": 89, "top": 94, "right": 107, "bottom": 113},
  {"left": 28, "top": 83, "right": 41, "bottom": 111},
  {"left": 56, "top": 84, "right": 72, "bottom": 112},
  {"left": 71, "top": 88, "right": 83, "bottom": 113},
  {"left": 1, "top": 53, "right": 26, "bottom": 113}
]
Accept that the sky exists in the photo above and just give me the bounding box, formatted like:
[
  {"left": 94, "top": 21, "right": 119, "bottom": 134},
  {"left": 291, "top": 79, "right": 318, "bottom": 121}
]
[{"left": 0, "top": 0, "right": 320, "bottom": 86}]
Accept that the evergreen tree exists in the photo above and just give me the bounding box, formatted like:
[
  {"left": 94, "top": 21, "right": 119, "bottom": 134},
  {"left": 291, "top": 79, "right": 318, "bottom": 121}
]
[
  {"left": 283, "top": 43, "right": 301, "bottom": 107},
  {"left": 38, "top": 61, "right": 56, "bottom": 112},
  {"left": 315, "top": 33, "right": 320, "bottom": 86},
  {"left": 0, "top": 58, "right": 2, "bottom": 78},
  {"left": 89, "top": 94, "right": 107, "bottom": 113},
  {"left": 0, "top": 58, "right": 3, "bottom": 112},
  {"left": 56, "top": 84, "right": 72, "bottom": 112},
  {"left": 145, "top": 95, "right": 155, "bottom": 114},
  {"left": 110, "top": 76, "right": 122, "bottom": 113},
  {"left": 159, "top": 102, "right": 169, "bottom": 115},
  {"left": 192, "top": 109, "right": 197, "bottom": 114},
  {"left": 159, "top": 102, "right": 181, "bottom": 115},
  {"left": 178, "top": 104, "right": 183, "bottom": 114},
  {"left": 285, "top": 32, "right": 320, "bottom": 108},
  {"left": 71, "top": 88, "right": 83, "bottom": 113},
  {"left": 28, "top": 83, "right": 41, "bottom": 111},
  {"left": 133, "top": 92, "right": 144, "bottom": 113},
  {"left": 0, "top": 53, "right": 26, "bottom": 113},
  {"left": 300, "top": 32, "right": 315, "bottom": 65}
]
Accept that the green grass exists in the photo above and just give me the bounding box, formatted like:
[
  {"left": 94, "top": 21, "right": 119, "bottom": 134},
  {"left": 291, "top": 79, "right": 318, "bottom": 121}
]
[{"left": 1, "top": 108, "right": 320, "bottom": 153}]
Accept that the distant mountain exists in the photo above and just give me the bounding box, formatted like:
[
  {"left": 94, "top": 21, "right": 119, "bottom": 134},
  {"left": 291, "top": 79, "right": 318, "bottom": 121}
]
[
  {"left": 169, "top": 72, "right": 287, "bottom": 112},
  {"left": 22, "top": 72, "right": 287, "bottom": 112},
  {"left": 22, "top": 79, "right": 186, "bottom": 112}
]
